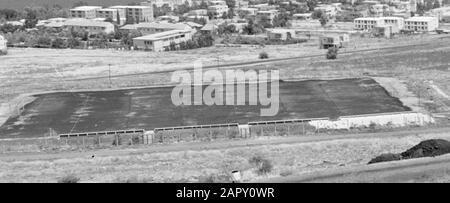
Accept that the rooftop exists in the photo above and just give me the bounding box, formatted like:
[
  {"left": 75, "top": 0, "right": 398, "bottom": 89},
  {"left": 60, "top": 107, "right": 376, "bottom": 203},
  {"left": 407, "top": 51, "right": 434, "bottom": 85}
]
[
  {"left": 134, "top": 30, "right": 191, "bottom": 41},
  {"left": 406, "top": 16, "right": 438, "bottom": 22},
  {"left": 71, "top": 6, "right": 102, "bottom": 11},
  {"left": 64, "top": 19, "right": 114, "bottom": 27},
  {"left": 135, "top": 22, "right": 191, "bottom": 30}
]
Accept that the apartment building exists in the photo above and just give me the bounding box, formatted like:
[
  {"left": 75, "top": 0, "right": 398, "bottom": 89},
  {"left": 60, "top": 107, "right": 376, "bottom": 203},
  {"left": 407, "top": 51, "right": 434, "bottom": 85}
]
[
  {"left": 382, "top": 17, "right": 404, "bottom": 31},
  {"left": 133, "top": 30, "right": 192, "bottom": 51},
  {"left": 96, "top": 8, "right": 126, "bottom": 25},
  {"left": 70, "top": 6, "right": 102, "bottom": 19},
  {"left": 110, "top": 5, "right": 154, "bottom": 23},
  {"left": 404, "top": 16, "right": 439, "bottom": 32},
  {"left": 209, "top": 0, "right": 227, "bottom": 6},
  {"left": 256, "top": 10, "right": 278, "bottom": 25},
  {"left": 314, "top": 5, "right": 338, "bottom": 18},
  {"left": 208, "top": 5, "right": 229, "bottom": 19},
  {"left": 354, "top": 17, "right": 385, "bottom": 30},
  {"left": 142, "top": 0, "right": 192, "bottom": 9}
]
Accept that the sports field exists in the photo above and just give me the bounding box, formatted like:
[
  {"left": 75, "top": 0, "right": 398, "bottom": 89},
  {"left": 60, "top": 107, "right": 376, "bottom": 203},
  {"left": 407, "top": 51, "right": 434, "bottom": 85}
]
[{"left": 0, "top": 78, "right": 410, "bottom": 138}]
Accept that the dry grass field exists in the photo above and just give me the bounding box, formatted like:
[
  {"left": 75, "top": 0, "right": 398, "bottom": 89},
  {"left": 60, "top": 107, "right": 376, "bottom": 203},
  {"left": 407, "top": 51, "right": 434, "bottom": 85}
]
[
  {"left": 0, "top": 128, "right": 449, "bottom": 183},
  {"left": 1, "top": 34, "right": 450, "bottom": 182}
]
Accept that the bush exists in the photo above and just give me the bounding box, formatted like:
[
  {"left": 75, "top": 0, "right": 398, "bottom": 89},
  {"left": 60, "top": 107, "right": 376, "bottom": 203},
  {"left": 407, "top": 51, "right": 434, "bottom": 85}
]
[
  {"left": 58, "top": 174, "right": 80, "bottom": 183},
  {"left": 259, "top": 52, "right": 269, "bottom": 59},
  {"left": 368, "top": 153, "right": 402, "bottom": 164},
  {"left": 249, "top": 155, "right": 273, "bottom": 175},
  {"left": 326, "top": 47, "right": 338, "bottom": 59}
]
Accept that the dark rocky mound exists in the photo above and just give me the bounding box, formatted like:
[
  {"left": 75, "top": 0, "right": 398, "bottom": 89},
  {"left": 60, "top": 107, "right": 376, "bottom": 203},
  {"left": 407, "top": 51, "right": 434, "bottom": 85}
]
[
  {"left": 368, "top": 153, "right": 402, "bottom": 164},
  {"left": 400, "top": 139, "right": 450, "bottom": 159},
  {"left": 368, "top": 139, "right": 450, "bottom": 165}
]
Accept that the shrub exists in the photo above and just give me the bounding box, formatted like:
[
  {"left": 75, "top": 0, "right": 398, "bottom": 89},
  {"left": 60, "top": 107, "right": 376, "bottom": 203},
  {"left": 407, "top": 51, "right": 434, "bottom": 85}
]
[
  {"left": 58, "top": 174, "right": 80, "bottom": 183},
  {"left": 249, "top": 155, "right": 273, "bottom": 175},
  {"left": 259, "top": 51, "right": 269, "bottom": 59},
  {"left": 326, "top": 47, "right": 338, "bottom": 59}
]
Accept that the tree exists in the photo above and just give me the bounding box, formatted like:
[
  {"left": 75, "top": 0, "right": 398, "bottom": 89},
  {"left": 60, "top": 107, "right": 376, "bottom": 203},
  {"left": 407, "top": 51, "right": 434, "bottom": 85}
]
[
  {"left": 326, "top": 47, "right": 338, "bottom": 59},
  {"left": 221, "top": 12, "right": 228, "bottom": 19},
  {"left": 23, "top": 8, "right": 38, "bottom": 28},
  {"left": 320, "top": 15, "right": 328, "bottom": 27},
  {"left": 105, "top": 17, "right": 114, "bottom": 23},
  {"left": 200, "top": 0, "right": 208, "bottom": 9},
  {"left": 37, "top": 36, "right": 52, "bottom": 47},
  {"left": 312, "top": 10, "right": 324, "bottom": 19},
  {"left": 52, "top": 38, "right": 66, "bottom": 48},
  {"left": 306, "top": 0, "right": 317, "bottom": 12},
  {"left": 169, "top": 41, "right": 177, "bottom": 51},
  {"left": 116, "top": 11, "right": 121, "bottom": 25},
  {"left": 433, "top": 0, "right": 441, "bottom": 9},
  {"left": 67, "top": 37, "right": 80, "bottom": 48}
]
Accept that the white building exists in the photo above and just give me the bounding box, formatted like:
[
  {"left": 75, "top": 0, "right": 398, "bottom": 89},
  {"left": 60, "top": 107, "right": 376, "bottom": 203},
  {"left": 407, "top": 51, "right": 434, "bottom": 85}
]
[
  {"left": 314, "top": 5, "right": 338, "bottom": 17},
  {"left": 0, "top": 35, "right": 7, "bottom": 54},
  {"left": 354, "top": 17, "right": 385, "bottom": 30},
  {"left": 292, "top": 13, "right": 313, "bottom": 21},
  {"left": 354, "top": 17, "right": 404, "bottom": 31},
  {"left": 64, "top": 19, "right": 115, "bottom": 34},
  {"left": 109, "top": 5, "right": 154, "bottom": 23},
  {"left": 267, "top": 29, "right": 296, "bottom": 40},
  {"left": 256, "top": 10, "right": 278, "bottom": 25},
  {"left": 431, "top": 6, "right": 450, "bottom": 21},
  {"left": 208, "top": 5, "right": 229, "bottom": 19},
  {"left": 96, "top": 8, "right": 126, "bottom": 24},
  {"left": 134, "top": 22, "right": 194, "bottom": 35},
  {"left": 133, "top": 30, "right": 193, "bottom": 51},
  {"left": 70, "top": 6, "right": 102, "bottom": 19},
  {"left": 209, "top": 0, "right": 227, "bottom": 6},
  {"left": 143, "top": 0, "right": 192, "bottom": 9},
  {"left": 404, "top": 16, "right": 439, "bottom": 32}
]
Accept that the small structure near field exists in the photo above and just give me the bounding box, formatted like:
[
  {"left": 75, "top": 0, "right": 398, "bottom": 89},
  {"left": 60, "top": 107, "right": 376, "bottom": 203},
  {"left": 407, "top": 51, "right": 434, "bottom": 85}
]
[
  {"left": 267, "top": 29, "right": 296, "bottom": 41},
  {"left": 372, "top": 25, "right": 395, "bottom": 38},
  {"left": 0, "top": 35, "right": 7, "bottom": 55},
  {"left": 319, "top": 34, "right": 349, "bottom": 49}
]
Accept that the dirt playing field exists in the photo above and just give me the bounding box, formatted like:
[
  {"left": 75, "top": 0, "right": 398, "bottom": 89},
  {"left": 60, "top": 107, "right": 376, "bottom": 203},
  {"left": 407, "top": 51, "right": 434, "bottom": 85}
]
[{"left": 0, "top": 78, "right": 410, "bottom": 138}]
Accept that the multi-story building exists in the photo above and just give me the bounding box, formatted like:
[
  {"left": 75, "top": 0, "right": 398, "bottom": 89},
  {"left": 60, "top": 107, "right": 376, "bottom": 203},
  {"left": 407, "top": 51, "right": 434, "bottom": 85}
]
[
  {"left": 96, "top": 8, "right": 126, "bottom": 24},
  {"left": 370, "top": 4, "right": 389, "bottom": 17},
  {"left": 109, "top": 5, "right": 154, "bottom": 23},
  {"left": 314, "top": 4, "right": 338, "bottom": 18},
  {"left": 63, "top": 19, "right": 115, "bottom": 34},
  {"left": 133, "top": 30, "right": 193, "bottom": 51},
  {"left": 354, "top": 17, "right": 385, "bottom": 30},
  {"left": 404, "top": 16, "right": 439, "bottom": 32},
  {"left": 70, "top": 6, "right": 102, "bottom": 19},
  {"left": 142, "top": 0, "right": 192, "bottom": 9},
  {"left": 208, "top": 5, "right": 229, "bottom": 19},
  {"left": 256, "top": 10, "right": 278, "bottom": 25},
  {"left": 431, "top": 6, "right": 450, "bottom": 21},
  {"left": 209, "top": 0, "right": 227, "bottom": 6},
  {"left": 382, "top": 17, "right": 404, "bottom": 31}
]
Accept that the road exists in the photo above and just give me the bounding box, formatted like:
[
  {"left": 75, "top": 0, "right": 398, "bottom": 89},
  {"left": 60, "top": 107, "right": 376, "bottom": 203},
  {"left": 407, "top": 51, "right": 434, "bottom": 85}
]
[{"left": 258, "top": 152, "right": 450, "bottom": 183}]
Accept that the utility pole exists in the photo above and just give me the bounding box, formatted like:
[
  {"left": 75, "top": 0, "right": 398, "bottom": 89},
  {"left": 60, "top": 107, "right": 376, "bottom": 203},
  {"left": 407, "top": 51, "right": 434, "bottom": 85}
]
[{"left": 108, "top": 64, "right": 112, "bottom": 88}]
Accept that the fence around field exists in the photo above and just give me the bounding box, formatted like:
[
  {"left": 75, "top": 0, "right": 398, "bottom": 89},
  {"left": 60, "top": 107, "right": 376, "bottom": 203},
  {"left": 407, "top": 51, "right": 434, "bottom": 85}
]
[{"left": 0, "top": 111, "right": 437, "bottom": 152}]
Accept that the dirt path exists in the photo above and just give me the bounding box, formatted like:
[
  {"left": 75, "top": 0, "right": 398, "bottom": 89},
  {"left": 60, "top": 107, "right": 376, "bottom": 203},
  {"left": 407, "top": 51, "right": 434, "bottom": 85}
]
[
  {"left": 1, "top": 126, "right": 449, "bottom": 162},
  {"left": 259, "top": 152, "right": 450, "bottom": 183}
]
